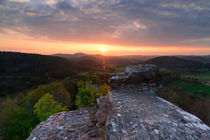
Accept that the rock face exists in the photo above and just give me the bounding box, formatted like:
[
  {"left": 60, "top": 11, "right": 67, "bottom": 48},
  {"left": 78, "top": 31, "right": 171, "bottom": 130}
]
[
  {"left": 95, "top": 96, "right": 113, "bottom": 125},
  {"left": 27, "top": 107, "right": 104, "bottom": 140},
  {"left": 28, "top": 64, "right": 210, "bottom": 140},
  {"left": 106, "top": 87, "right": 210, "bottom": 140},
  {"left": 109, "top": 64, "right": 160, "bottom": 88}
]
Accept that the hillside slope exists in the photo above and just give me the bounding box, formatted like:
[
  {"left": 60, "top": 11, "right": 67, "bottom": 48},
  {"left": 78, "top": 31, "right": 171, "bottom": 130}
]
[
  {"left": 0, "top": 52, "right": 77, "bottom": 96},
  {"left": 178, "top": 55, "right": 210, "bottom": 64},
  {"left": 0, "top": 52, "right": 115, "bottom": 96},
  {"left": 145, "top": 56, "right": 207, "bottom": 69},
  {"left": 0, "top": 52, "right": 76, "bottom": 75},
  {"left": 53, "top": 53, "right": 153, "bottom": 66}
]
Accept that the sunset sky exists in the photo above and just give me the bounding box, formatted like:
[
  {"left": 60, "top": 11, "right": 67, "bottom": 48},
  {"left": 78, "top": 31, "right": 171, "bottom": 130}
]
[{"left": 0, "top": 0, "right": 210, "bottom": 55}]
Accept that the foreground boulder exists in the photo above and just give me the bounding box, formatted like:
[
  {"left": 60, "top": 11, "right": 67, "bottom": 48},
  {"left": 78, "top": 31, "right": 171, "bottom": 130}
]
[
  {"left": 27, "top": 107, "right": 104, "bottom": 140},
  {"left": 28, "top": 96, "right": 113, "bottom": 140},
  {"left": 109, "top": 64, "right": 160, "bottom": 88}
]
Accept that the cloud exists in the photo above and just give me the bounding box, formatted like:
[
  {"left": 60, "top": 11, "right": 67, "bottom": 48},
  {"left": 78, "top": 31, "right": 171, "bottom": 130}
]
[
  {"left": 46, "top": 0, "right": 58, "bottom": 5},
  {"left": 9, "top": 0, "right": 29, "bottom": 2},
  {"left": 0, "top": 0, "right": 210, "bottom": 47}
]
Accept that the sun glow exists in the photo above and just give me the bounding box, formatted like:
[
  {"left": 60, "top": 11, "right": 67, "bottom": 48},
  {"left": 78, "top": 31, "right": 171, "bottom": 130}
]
[
  {"left": 100, "top": 46, "right": 107, "bottom": 53},
  {"left": 1, "top": 31, "right": 210, "bottom": 55}
]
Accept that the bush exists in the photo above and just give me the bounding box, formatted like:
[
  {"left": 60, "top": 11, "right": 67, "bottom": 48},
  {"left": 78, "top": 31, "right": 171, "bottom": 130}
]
[
  {"left": 75, "top": 81, "right": 109, "bottom": 109},
  {"left": 62, "top": 77, "right": 81, "bottom": 109},
  {"left": 0, "top": 99, "right": 38, "bottom": 140},
  {"left": 24, "top": 82, "right": 72, "bottom": 108},
  {"left": 34, "top": 94, "right": 68, "bottom": 122},
  {"left": 75, "top": 87, "right": 92, "bottom": 109}
]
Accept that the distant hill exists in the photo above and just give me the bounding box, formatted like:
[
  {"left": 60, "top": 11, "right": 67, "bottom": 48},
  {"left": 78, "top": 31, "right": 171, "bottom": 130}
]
[
  {"left": 53, "top": 53, "right": 114, "bottom": 71},
  {"left": 53, "top": 53, "right": 88, "bottom": 60},
  {"left": 0, "top": 52, "right": 115, "bottom": 96},
  {"left": 117, "top": 55, "right": 156, "bottom": 61},
  {"left": 52, "top": 53, "right": 155, "bottom": 66},
  {"left": 0, "top": 52, "right": 76, "bottom": 77},
  {"left": 145, "top": 56, "right": 208, "bottom": 69},
  {"left": 177, "top": 55, "right": 210, "bottom": 64},
  {"left": 0, "top": 52, "right": 78, "bottom": 96}
]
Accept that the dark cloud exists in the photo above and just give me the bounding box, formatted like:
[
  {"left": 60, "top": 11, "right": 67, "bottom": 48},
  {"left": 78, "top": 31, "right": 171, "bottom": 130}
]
[
  {"left": 0, "top": 0, "right": 6, "bottom": 4},
  {"left": 0, "top": 0, "right": 210, "bottom": 47}
]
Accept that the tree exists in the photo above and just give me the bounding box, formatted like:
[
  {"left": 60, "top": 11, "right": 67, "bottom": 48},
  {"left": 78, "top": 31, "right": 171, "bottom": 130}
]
[
  {"left": 0, "top": 99, "right": 38, "bottom": 140},
  {"left": 76, "top": 81, "right": 93, "bottom": 109},
  {"left": 94, "top": 83, "right": 109, "bottom": 99},
  {"left": 75, "top": 81, "right": 109, "bottom": 109},
  {"left": 34, "top": 94, "right": 68, "bottom": 122},
  {"left": 24, "top": 82, "right": 72, "bottom": 108}
]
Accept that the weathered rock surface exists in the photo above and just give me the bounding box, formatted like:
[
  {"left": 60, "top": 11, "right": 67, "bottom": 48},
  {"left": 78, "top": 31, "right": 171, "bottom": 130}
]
[
  {"left": 109, "top": 64, "right": 160, "bottom": 88},
  {"left": 28, "top": 64, "right": 210, "bottom": 140},
  {"left": 27, "top": 107, "right": 104, "bottom": 140},
  {"left": 95, "top": 96, "right": 113, "bottom": 125},
  {"left": 106, "top": 87, "right": 210, "bottom": 140}
]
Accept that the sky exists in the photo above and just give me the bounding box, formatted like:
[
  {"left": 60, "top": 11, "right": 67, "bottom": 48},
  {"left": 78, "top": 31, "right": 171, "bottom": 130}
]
[{"left": 0, "top": 0, "right": 210, "bottom": 55}]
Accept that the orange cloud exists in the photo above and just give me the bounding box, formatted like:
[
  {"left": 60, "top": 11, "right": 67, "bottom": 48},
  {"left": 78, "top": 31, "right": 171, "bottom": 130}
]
[{"left": 9, "top": 0, "right": 29, "bottom": 2}]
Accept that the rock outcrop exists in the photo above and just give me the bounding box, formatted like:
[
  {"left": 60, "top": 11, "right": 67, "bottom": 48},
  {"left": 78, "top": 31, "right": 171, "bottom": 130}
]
[
  {"left": 109, "top": 64, "right": 160, "bottom": 88},
  {"left": 106, "top": 87, "right": 210, "bottom": 140},
  {"left": 27, "top": 107, "right": 104, "bottom": 140},
  {"left": 28, "top": 64, "right": 210, "bottom": 140},
  {"left": 28, "top": 97, "right": 113, "bottom": 140}
]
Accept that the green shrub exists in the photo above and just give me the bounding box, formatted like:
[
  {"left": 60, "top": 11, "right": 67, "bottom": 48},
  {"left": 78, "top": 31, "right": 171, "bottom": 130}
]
[
  {"left": 34, "top": 94, "right": 68, "bottom": 122},
  {"left": 75, "top": 87, "right": 92, "bottom": 109},
  {"left": 0, "top": 99, "right": 38, "bottom": 140},
  {"left": 75, "top": 81, "right": 109, "bottom": 109},
  {"left": 24, "top": 82, "right": 72, "bottom": 108}
]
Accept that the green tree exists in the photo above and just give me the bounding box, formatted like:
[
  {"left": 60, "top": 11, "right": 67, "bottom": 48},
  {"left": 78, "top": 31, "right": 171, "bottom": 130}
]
[
  {"left": 0, "top": 99, "right": 38, "bottom": 140},
  {"left": 62, "top": 77, "right": 80, "bottom": 109},
  {"left": 75, "top": 81, "right": 109, "bottom": 109},
  {"left": 34, "top": 94, "right": 68, "bottom": 122},
  {"left": 24, "top": 82, "right": 72, "bottom": 108},
  {"left": 94, "top": 83, "right": 109, "bottom": 99},
  {"left": 76, "top": 81, "right": 93, "bottom": 109}
]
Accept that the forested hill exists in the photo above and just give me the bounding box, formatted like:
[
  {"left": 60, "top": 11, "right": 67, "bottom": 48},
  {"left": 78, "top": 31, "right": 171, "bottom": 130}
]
[
  {"left": 145, "top": 56, "right": 209, "bottom": 69},
  {"left": 0, "top": 52, "right": 76, "bottom": 76},
  {"left": 179, "top": 55, "right": 210, "bottom": 64},
  {"left": 0, "top": 52, "right": 77, "bottom": 96},
  {"left": 53, "top": 53, "right": 154, "bottom": 67}
]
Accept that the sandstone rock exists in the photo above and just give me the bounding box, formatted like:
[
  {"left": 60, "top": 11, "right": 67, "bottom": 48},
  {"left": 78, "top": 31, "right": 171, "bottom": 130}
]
[
  {"left": 106, "top": 87, "right": 210, "bottom": 140},
  {"left": 95, "top": 96, "right": 113, "bottom": 125},
  {"left": 27, "top": 107, "right": 103, "bottom": 140},
  {"left": 109, "top": 64, "right": 160, "bottom": 88}
]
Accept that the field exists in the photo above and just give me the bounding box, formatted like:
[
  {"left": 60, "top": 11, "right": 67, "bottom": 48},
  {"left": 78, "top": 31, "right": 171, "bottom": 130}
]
[
  {"left": 170, "top": 81, "right": 210, "bottom": 97},
  {"left": 181, "top": 70, "right": 210, "bottom": 83}
]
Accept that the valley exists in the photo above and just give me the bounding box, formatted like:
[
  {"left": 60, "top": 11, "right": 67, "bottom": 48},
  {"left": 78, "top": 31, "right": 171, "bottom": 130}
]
[{"left": 0, "top": 52, "right": 210, "bottom": 139}]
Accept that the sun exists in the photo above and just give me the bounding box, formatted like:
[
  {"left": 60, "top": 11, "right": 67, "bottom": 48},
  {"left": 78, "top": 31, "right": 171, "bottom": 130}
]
[{"left": 100, "top": 46, "right": 107, "bottom": 53}]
